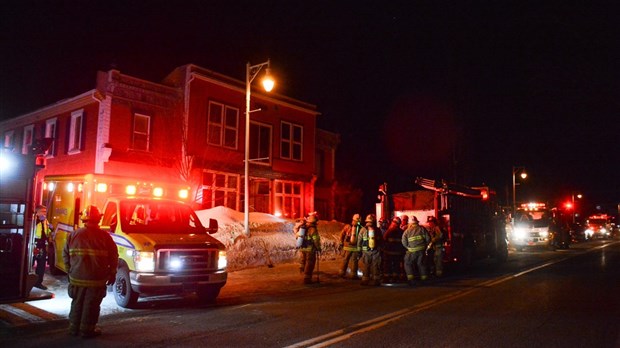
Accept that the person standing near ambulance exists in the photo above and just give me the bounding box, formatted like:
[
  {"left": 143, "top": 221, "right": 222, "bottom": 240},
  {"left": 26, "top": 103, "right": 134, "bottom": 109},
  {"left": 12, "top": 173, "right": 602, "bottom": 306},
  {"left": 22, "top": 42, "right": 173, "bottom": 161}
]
[
  {"left": 63, "top": 205, "right": 118, "bottom": 338},
  {"left": 426, "top": 216, "right": 445, "bottom": 277},
  {"left": 338, "top": 213, "right": 362, "bottom": 279},
  {"left": 402, "top": 216, "right": 430, "bottom": 286},
  {"left": 33, "top": 205, "right": 52, "bottom": 290}
]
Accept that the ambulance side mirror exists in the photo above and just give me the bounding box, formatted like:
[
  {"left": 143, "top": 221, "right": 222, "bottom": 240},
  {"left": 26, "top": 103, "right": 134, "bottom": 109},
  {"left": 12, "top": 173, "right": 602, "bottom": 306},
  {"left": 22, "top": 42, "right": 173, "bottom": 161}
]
[{"left": 204, "top": 218, "right": 219, "bottom": 234}]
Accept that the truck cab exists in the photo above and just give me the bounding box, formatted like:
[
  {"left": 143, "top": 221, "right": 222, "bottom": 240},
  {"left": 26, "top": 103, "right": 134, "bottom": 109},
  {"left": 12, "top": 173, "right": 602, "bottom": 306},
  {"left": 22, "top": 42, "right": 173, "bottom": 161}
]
[{"left": 510, "top": 203, "right": 555, "bottom": 251}]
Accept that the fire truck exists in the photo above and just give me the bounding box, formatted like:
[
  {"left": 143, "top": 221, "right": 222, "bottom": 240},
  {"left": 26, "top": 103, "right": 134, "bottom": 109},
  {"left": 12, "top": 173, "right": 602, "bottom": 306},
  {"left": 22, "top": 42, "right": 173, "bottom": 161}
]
[
  {"left": 0, "top": 147, "right": 53, "bottom": 303},
  {"left": 585, "top": 214, "right": 614, "bottom": 239},
  {"left": 390, "top": 177, "right": 508, "bottom": 268},
  {"left": 42, "top": 174, "right": 227, "bottom": 308}
]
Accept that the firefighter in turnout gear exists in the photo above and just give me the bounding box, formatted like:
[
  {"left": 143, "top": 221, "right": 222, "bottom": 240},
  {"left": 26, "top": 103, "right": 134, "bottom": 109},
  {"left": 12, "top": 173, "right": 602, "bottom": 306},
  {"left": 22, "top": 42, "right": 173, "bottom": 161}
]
[
  {"left": 402, "top": 216, "right": 430, "bottom": 285},
  {"left": 33, "top": 205, "right": 52, "bottom": 290},
  {"left": 63, "top": 205, "right": 118, "bottom": 338},
  {"left": 426, "top": 216, "right": 445, "bottom": 277},
  {"left": 338, "top": 214, "right": 362, "bottom": 279},
  {"left": 297, "top": 212, "right": 321, "bottom": 284},
  {"left": 357, "top": 214, "right": 383, "bottom": 286},
  {"left": 382, "top": 216, "right": 406, "bottom": 283}
]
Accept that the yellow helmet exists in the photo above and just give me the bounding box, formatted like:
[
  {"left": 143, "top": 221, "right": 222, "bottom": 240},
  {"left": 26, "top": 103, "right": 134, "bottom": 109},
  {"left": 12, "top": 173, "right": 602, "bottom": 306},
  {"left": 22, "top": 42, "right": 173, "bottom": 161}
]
[
  {"left": 81, "top": 205, "right": 102, "bottom": 222},
  {"left": 365, "top": 214, "right": 376, "bottom": 224}
]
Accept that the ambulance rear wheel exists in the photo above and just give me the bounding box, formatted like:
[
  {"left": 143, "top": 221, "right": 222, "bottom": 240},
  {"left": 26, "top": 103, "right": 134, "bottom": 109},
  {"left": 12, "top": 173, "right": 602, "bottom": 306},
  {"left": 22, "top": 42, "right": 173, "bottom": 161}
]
[{"left": 114, "top": 267, "right": 139, "bottom": 308}]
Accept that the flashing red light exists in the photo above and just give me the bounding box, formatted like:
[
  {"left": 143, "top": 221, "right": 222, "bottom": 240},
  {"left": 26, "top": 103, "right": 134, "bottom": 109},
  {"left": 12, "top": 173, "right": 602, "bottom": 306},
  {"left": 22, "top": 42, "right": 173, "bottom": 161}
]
[{"left": 564, "top": 202, "right": 573, "bottom": 210}]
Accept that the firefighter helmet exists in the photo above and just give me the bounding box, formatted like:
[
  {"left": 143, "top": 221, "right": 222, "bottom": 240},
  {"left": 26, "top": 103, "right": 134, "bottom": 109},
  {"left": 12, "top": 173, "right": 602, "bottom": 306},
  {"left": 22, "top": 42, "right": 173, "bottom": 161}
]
[
  {"left": 427, "top": 216, "right": 438, "bottom": 224},
  {"left": 392, "top": 216, "right": 402, "bottom": 225},
  {"left": 411, "top": 216, "right": 419, "bottom": 223},
  {"left": 306, "top": 212, "right": 319, "bottom": 224},
  {"left": 81, "top": 205, "right": 102, "bottom": 222},
  {"left": 352, "top": 213, "right": 361, "bottom": 222},
  {"left": 365, "top": 214, "right": 376, "bottom": 224},
  {"left": 401, "top": 215, "right": 409, "bottom": 224}
]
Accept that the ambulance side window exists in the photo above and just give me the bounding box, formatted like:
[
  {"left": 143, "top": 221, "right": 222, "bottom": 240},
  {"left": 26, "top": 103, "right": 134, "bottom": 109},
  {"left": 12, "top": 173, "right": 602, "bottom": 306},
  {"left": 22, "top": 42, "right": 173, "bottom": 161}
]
[{"left": 101, "top": 202, "right": 118, "bottom": 233}]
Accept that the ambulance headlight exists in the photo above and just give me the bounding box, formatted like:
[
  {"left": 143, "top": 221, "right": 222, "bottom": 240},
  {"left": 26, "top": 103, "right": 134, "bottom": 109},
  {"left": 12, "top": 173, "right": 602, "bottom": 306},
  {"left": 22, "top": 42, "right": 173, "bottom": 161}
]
[
  {"left": 218, "top": 250, "right": 227, "bottom": 270},
  {"left": 133, "top": 251, "right": 155, "bottom": 272},
  {"left": 540, "top": 231, "right": 549, "bottom": 238},
  {"left": 169, "top": 258, "right": 183, "bottom": 270},
  {"left": 585, "top": 229, "right": 594, "bottom": 238}
]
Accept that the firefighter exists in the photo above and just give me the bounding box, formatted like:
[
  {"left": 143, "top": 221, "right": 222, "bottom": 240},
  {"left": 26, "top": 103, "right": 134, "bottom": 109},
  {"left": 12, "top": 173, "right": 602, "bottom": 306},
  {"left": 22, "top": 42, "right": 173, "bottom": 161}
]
[
  {"left": 402, "top": 216, "right": 430, "bottom": 286},
  {"left": 33, "top": 205, "right": 52, "bottom": 290},
  {"left": 297, "top": 212, "right": 321, "bottom": 284},
  {"left": 357, "top": 214, "right": 383, "bottom": 286},
  {"left": 400, "top": 215, "right": 409, "bottom": 231},
  {"left": 63, "top": 205, "right": 118, "bottom": 338},
  {"left": 338, "top": 214, "right": 362, "bottom": 279},
  {"left": 426, "top": 216, "right": 445, "bottom": 277},
  {"left": 382, "top": 216, "right": 405, "bottom": 283}
]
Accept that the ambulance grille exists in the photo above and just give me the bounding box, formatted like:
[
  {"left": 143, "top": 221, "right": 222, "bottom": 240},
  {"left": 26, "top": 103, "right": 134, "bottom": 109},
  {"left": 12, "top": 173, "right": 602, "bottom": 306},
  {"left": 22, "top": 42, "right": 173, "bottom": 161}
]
[{"left": 156, "top": 248, "right": 217, "bottom": 272}]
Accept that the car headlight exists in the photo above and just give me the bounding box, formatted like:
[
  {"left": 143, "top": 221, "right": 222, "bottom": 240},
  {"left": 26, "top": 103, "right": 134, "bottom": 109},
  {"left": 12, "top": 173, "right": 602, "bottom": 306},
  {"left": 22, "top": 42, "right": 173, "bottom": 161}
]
[
  {"left": 585, "top": 229, "right": 594, "bottom": 237},
  {"left": 540, "top": 231, "right": 549, "bottom": 238},
  {"left": 514, "top": 228, "right": 527, "bottom": 239},
  {"left": 218, "top": 250, "right": 227, "bottom": 270},
  {"left": 133, "top": 251, "right": 155, "bottom": 272}
]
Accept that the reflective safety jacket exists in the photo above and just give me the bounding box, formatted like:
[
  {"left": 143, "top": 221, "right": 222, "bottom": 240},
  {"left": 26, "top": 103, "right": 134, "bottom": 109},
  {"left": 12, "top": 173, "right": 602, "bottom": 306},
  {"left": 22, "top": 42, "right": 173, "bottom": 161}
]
[
  {"left": 299, "top": 224, "right": 321, "bottom": 253},
  {"left": 34, "top": 220, "right": 51, "bottom": 248},
  {"left": 63, "top": 223, "right": 119, "bottom": 287},
  {"left": 340, "top": 222, "right": 362, "bottom": 252},
  {"left": 401, "top": 223, "right": 430, "bottom": 253},
  {"left": 357, "top": 224, "right": 383, "bottom": 252}
]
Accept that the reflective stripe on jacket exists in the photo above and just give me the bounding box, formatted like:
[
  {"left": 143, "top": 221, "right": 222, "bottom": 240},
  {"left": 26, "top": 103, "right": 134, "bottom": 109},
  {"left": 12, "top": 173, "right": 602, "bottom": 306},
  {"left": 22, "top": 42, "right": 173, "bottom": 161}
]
[
  {"left": 402, "top": 223, "right": 429, "bottom": 253},
  {"left": 299, "top": 225, "right": 321, "bottom": 252}
]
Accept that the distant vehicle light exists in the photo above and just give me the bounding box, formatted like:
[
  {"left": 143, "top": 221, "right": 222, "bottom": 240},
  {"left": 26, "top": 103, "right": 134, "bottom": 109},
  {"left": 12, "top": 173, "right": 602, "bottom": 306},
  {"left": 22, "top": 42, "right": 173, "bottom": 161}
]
[
  {"left": 218, "top": 250, "right": 227, "bottom": 270},
  {"left": 514, "top": 227, "right": 527, "bottom": 239},
  {"left": 134, "top": 251, "right": 155, "bottom": 272},
  {"left": 47, "top": 182, "right": 55, "bottom": 191}
]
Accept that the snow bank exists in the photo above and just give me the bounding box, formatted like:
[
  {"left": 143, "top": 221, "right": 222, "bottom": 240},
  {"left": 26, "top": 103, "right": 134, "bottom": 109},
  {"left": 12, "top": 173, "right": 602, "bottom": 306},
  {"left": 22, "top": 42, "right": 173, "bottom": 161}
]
[{"left": 195, "top": 207, "right": 344, "bottom": 271}]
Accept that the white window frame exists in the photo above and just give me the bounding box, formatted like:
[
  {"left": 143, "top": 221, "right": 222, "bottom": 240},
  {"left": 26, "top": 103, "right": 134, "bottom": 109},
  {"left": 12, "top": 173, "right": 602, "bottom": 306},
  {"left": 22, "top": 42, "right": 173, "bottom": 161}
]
[
  {"left": 273, "top": 180, "right": 303, "bottom": 219},
  {"left": 21, "top": 125, "right": 34, "bottom": 155},
  {"left": 207, "top": 101, "right": 239, "bottom": 149},
  {"left": 132, "top": 113, "right": 151, "bottom": 151},
  {"left": 201, "top": 171, "right": 240, "bottom": 210},
  {"left": 3, "top": 130, "right": 15, "bottom": 150},
  {"left": 45, "top": 118, "right": 57, "bottom": 157},
  {"left": 280, "top": 121, "right": 303, "bottom": 161},
  {"left": 68, "top": 109, "right": 83, "bottom": 154}
]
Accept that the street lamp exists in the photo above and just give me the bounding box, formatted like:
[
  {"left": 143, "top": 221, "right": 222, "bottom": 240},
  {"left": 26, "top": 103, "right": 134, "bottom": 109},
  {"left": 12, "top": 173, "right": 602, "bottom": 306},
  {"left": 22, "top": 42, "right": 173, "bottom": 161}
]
[
  {"left": 512, "top": 166, "right": 527, "bottom": 221},
  {"left": 244, "top": 60, "right": 275, "bottom": 237},
  {"left": 572, "top": 193, "right": 582, "bottom": 223}
]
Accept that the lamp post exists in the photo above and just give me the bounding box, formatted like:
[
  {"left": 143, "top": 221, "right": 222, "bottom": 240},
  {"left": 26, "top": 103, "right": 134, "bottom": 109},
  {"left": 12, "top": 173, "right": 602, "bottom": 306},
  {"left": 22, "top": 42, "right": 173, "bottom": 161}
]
[
  {"left": 512, "top": 166, "right": 527, "bottom": 221},
  {"left": 244, "top": 60, "right": 275, "bottom": 237},
  {"left": 572, "top": 193, "right": 582, "bottom": 223}
]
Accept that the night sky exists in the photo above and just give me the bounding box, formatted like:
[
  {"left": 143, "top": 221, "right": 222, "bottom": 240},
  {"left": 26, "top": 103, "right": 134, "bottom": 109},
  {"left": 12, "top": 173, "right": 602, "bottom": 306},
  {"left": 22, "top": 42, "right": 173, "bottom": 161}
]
[{"left": 2, "top": 2, "right": 618, "bottom": 214}]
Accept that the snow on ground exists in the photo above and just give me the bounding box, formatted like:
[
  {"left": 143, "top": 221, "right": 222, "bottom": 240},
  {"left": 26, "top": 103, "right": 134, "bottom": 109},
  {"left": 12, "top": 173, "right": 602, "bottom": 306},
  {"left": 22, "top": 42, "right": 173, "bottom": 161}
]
[{"left": 195, "top": 206, "right": 344, "bottom": 271}]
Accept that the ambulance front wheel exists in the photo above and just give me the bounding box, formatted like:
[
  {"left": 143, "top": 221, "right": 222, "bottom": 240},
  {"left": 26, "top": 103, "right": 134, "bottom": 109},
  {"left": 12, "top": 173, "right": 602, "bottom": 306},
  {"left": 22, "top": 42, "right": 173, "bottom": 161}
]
[{"left": 114, "top": 266, "right": 139, "bottom": 308}]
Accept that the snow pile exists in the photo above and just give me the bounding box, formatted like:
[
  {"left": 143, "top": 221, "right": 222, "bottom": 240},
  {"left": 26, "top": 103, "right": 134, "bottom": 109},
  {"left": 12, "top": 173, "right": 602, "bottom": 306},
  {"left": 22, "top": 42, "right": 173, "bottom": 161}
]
[{"left": 195, "top": 207, "right": 344, "bottom": 271}]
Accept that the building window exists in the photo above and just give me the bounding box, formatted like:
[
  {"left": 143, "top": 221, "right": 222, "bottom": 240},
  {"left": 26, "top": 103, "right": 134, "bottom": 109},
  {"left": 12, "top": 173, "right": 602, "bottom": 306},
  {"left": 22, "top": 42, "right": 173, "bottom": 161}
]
[
  {"left": 45, "top": 118, "right": 57, "bottom": 157},
  {"left": 132, "top": 113, "right": 150, "bottom": 151},
  {"left": 68, "top": 109, "right": 83, "bottom": 154},
  {"left": 207, "top": 101, "right": 238, "bottom": 149},
  {"left": 273, "top": 180, "right": 303, "bottom": 219},
  {"left": 250, "top": 122, "right": 272, "bottom": 165},
  {"left": 3, "top": 130, "right": 15, "bottom": 150},
  {"left": 201, "top": 171, "right": 240, "bottom": 210},
  {"left": 21, "top": 125, "right": 34, "bottom": 155},
  {"left": 281, "top": 121, "right": 303, "bottom": 161}
]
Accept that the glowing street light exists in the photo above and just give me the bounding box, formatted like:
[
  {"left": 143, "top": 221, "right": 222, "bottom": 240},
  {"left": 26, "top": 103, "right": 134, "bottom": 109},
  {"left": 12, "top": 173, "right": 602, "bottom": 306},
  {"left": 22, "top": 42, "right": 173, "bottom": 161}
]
[
  {"left": 244, "top": 60, "right": 275, "bottom": 237},
  {"left": 512, "top": 166, "right": 527, "bottom": 221},
  {"left": 572, "top": 193, "right": 582, "bottom": 223}
]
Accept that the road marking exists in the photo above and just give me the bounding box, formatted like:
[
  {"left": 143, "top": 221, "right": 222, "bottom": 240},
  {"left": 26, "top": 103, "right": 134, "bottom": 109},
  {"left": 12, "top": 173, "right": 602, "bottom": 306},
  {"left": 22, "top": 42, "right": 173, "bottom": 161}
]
[{"left": 285, "top": 242, "right": 617, "bottom": 348}]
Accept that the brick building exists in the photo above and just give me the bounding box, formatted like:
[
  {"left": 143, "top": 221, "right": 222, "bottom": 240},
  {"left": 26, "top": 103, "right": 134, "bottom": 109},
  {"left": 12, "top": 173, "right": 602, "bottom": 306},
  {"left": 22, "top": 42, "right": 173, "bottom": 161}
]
[{"left": 0, "top": 64, "right": 340, "bottom": 221}]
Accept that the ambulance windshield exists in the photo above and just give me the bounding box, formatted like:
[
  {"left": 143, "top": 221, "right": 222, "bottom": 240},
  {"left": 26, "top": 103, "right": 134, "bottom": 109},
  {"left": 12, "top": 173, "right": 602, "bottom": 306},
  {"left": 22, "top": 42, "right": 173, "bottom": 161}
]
[{"left": 119, "top": 200, "right": 204, "bottom": 233}]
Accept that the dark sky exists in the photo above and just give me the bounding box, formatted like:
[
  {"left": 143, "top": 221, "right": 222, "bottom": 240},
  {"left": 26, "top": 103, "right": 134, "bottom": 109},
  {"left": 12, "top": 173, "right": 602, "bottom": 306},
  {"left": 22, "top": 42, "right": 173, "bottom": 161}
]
[{"left": 2, "top": 1, "right": 618, "bottom": 214}]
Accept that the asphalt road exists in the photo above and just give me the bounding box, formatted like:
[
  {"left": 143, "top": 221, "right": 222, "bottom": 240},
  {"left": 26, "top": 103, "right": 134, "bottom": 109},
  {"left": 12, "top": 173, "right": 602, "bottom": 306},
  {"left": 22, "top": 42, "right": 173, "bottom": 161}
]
[{"left": 1, "top": 239, "right": 619, "bottom": 348}]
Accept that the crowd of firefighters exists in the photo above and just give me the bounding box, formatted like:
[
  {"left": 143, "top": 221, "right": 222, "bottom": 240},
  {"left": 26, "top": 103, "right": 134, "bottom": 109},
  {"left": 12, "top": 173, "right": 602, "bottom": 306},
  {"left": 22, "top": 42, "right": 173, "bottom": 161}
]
[{"left": 294, "top": 213, "right": 445, "bottom": 286}]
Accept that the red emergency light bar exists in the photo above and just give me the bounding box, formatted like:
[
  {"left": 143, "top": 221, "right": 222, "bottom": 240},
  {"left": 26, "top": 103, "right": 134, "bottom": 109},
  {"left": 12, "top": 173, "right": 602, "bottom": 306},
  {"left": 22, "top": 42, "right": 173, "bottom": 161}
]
[{"left": 521, "top": 202, "right": 546, "bottom": 211}]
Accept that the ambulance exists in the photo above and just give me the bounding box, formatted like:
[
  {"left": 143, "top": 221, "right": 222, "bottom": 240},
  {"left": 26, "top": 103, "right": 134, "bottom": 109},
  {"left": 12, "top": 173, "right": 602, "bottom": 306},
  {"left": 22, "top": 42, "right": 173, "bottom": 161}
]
[{"left": 42, "top": 174, "right": 227, "bottom": 308}]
